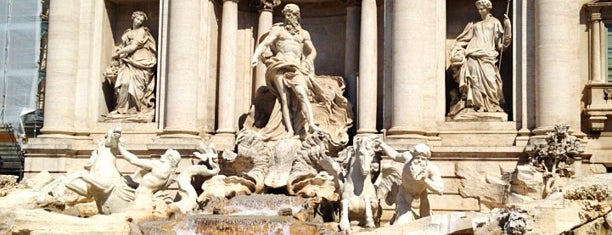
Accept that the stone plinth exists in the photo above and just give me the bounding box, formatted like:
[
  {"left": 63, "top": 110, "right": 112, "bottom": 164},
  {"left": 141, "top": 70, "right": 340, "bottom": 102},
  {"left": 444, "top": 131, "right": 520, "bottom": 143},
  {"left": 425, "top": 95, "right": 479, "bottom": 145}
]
[{"left": 437, "top": 121, "right": 519, "bottom": 147}]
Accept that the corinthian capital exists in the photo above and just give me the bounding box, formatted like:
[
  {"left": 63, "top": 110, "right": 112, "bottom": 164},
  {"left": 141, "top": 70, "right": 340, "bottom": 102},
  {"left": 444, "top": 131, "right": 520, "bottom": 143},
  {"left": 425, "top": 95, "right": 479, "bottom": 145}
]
[
  {"left": 339, "top": 0, "right": 361, "bottom": 6},
  {"left": 259, "top": 0, "right": 281, "bottom": 10}
]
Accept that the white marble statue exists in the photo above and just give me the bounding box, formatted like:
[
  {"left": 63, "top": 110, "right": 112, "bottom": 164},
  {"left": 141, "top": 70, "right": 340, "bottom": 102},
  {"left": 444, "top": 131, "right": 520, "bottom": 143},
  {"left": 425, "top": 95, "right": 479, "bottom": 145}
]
[
  {"left": 448, "top": 0, "right": 511, "bottom": 120},
  {"left": 240, "top": 3, "right": 352, "bottom": 197},
  {"left": 338, "top": 136, "right": 401, "bottom": 232},
  {"left": 374, "top": 140, "right": 444, "bottom": 225},
  {"left": 251, "top": 3, "right": 323, "bottom": 136},
  {"left": 174, "top": 143, "right": 220, "bottom": 213},
  {"left": 37, "top": 127, "right": 135, "bottom": 214},
  {"left": 103, "top": 11, "right": 157, "bottom": 121},
  {"left": 118, "top": 143, "right": 180, "bottom": 210}
]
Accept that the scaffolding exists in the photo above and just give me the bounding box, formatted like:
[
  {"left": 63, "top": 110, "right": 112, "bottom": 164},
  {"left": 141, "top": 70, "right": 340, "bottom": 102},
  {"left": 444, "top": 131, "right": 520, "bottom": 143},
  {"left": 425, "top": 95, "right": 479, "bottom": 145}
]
[{"left": 0, "top": 0, "right": 45, "bottom": 140}]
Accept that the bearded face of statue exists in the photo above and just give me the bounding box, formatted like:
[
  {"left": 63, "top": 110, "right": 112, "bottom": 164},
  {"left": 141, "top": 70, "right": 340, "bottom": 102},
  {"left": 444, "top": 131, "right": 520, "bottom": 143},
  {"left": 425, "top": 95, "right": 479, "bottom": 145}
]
[
  {"left": 408, "top": 155, "right": 428, "bottom": 181},
  {"left": 283, "top": 10, "right": 300, "bottom": 34}
]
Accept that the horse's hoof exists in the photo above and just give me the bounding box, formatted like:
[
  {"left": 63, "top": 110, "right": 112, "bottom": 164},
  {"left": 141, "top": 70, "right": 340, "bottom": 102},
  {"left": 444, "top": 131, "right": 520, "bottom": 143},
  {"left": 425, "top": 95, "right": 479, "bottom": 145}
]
[{"left": 339, "top": 222, "right": 351, "bottom": 232}]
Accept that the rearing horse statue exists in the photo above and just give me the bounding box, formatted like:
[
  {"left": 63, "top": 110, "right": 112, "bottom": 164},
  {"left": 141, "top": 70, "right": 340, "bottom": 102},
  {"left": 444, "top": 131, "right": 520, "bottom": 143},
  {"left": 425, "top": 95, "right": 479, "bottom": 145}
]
[
  {"left": 338, "top": 136, "right": 400, "bottom": 232},
  {"left": 38, "top": 127, "right": 134, "bottom": 214},
  {"left": 339, "top": 137, "right": 378, "bottom": 231}
]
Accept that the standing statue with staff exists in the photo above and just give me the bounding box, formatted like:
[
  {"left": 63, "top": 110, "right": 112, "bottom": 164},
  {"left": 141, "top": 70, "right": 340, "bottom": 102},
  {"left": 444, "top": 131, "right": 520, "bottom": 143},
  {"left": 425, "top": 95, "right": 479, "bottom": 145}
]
[{"left": 448, "top": 0, "right": 512, "bottom": 120}]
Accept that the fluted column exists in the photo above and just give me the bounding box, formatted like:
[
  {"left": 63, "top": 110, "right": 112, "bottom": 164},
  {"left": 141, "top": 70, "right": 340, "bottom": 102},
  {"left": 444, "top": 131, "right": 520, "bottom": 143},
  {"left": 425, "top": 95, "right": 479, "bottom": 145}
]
[
  {"left": 534, "top": 0, "right": 581, "bottom": 134},
  {"left": 164, "top": 0, "right": 201, "bottom": 135},
  {"left": 356, "top": 0, "right": 377, "bottom": 135},
  {"left": 590, "top": 10, "right": 603, "bottom": 83},
  {"left": 41, "top": 0, "right": 80, "bottom": 134},
  {"left": 217, "top": 0, "right": 239, "bottom": 137},
  {"left": 343, "top": 0, "right": 360, "bottom": 133},
  {"left": 254, "top": 0, "right": 280, "bottom": 92},
  {"left": 388, "top": 0, "right": 433, "bottom": 137}
]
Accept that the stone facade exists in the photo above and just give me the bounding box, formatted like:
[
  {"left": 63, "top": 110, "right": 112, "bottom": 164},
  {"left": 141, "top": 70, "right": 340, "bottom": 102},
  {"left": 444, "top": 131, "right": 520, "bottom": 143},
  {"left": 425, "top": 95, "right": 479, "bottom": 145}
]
[{"left": 23, "top": 0, "right": 611, "bottom": 216}]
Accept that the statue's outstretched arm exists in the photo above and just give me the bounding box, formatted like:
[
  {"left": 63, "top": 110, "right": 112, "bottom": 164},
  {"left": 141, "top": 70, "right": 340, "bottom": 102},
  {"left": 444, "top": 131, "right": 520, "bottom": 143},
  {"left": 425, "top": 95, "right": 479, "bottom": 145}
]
[
  {"left": 118, "top": 144, "right": 155, "bottom": 170},
  {"left": 375, "top": 139, "right": 407, "bottom": 163}
]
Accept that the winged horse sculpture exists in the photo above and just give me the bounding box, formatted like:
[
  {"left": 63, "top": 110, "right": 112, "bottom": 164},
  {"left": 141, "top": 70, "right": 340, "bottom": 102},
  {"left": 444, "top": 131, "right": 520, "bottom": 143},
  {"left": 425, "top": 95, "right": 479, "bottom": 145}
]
[{"left": 338, "top": 136, "right": 401, "bottom": 232}]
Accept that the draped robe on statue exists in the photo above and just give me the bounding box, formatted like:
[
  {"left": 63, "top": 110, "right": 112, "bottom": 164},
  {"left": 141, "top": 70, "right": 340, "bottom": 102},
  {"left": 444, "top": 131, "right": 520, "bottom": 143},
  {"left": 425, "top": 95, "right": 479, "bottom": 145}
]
[
  {"left": 113, "top": 26, "right": 157, "bottom": 115},
  {"left": 449, "top": 16, "right": 507, "bottom": 116},
  {"left": 243, "top": 49, "right": 351, "bottom": 147}
]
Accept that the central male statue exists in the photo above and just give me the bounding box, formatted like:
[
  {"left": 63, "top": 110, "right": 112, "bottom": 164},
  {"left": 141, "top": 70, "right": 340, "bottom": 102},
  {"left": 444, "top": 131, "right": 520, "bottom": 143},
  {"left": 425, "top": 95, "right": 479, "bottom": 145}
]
[{"left": 251, "top": 3, "right": 323, "bottom": 136}]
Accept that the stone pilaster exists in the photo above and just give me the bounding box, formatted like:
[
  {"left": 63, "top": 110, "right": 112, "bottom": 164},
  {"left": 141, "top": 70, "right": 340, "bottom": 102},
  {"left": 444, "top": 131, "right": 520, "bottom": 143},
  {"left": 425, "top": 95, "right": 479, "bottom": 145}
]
[
  {"left": 356, "top": 0, "right": 377, "bottom": 135},
  {"left": 217, "top": 0, "right": 239, "bottom": 141},
  {"left": 41, "top": 0, "right": 80, "bottom": 135},
  {"left": 342, "top": 0, "right": 360, "bottom": 135},
  {"left": 590, "top": 10, "right": 603, "bottom": 83},
  {"left": 163, "top": 0, "right": 201, "bottom": 135},
  {"left": 254, "top": 0, "right": 280, "bottom": 92},
  {"left": 533, "top": 0, "right": 582, "bottom": 135}
]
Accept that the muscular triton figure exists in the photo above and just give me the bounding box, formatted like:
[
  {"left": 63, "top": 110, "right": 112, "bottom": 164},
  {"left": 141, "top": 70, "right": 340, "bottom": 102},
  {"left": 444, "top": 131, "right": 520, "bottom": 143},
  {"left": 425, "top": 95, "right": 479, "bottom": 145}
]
[{"left": 374, "top": 140, "right": 444, "bottom": 225}]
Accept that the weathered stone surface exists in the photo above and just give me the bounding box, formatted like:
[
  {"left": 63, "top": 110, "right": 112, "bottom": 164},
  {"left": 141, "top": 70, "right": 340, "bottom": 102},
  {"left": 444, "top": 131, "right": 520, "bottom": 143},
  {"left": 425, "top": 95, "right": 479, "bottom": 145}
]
[
  {"left": 354, "top": 212, "right": 482, "bottom": 235},
  {"left": 141, "top": 214, "right": 325, "bottom": 235},
  {"left": 6, "top": 209, "right": 129, "bottom": 234},
  {"left": 429, "top": 194, "right": 480, "bottom": 211},
  {"left": 572, "top": 217, "right": 609, "bottom": 235},
  {"left": 22, "top": 170, "right": 54, "bottom": 190},
  {"left": 606, "top": 211, "right": 612, "bottom": 229},
  {"left": 514, "top": 173, "right": 612, "bottom": 234},
  {"left": 0, "top": 175, "right": 18, "bottom": 196},
  {"left": 0, "top": 189, "right": 40, "bottom": 209},
  {"left": 456, "top": 162, "right": 511, "bottom": 209},
  {"left": 510, "top": 164, "right": 544, "bottom": 199},
  {"left": 0, "top": 207, "right": 15, "bottom": 233},
  {"left": 582, "top": 163, "right": 608, "bottom": 175}
]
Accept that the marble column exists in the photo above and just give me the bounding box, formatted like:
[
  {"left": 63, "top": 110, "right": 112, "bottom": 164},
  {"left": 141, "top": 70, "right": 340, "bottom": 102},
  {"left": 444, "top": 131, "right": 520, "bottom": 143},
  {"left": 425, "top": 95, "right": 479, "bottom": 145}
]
[
  {"left": 41, "top": 0, "right": 80, "bottom": 134},
  {"left": 357, "top": 0, "right": 377, "bottom": 135},
  {"left": 164, "top": 0, "right": 201, "bottom": 135},
  {"left": 534, "top": 0, "right": 581, "bottom": 134},
  {"left": 343, "top": 0, "right": 360, "bottom": 134},
  {"left": 387, "top": 0, "right": 431, "bottom": 137},
  {"left": 254, "top": 0, "right": 279, "bottom": 92},
  {"left": 590, "top": 11, "right": 603, "bottom": 83},
  {"left": 217, "top": 0, "right": 239, "bottom": 138}
]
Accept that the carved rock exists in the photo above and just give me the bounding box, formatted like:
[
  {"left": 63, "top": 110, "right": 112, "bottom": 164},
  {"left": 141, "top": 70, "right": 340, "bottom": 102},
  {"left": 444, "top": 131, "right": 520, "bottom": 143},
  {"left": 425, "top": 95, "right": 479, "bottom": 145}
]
[
  {"left": 0, "top": 175, "right": 18, "bottom": 196},
  {"left": 456, "top": 162, "right": 511, "bottom": 210},
  {"left": 509, "top": 164, "right": 544, "bottom": 200}
]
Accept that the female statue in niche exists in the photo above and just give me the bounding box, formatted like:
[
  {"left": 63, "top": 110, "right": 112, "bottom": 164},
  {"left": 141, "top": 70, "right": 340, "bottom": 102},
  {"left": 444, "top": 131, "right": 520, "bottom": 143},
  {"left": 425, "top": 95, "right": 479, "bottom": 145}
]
[
  {"left": 448, "top": 0, "right": 511, "bottom": 121},
  {"left": 103, "top": 11, "right": 156, "bottom": 122}
]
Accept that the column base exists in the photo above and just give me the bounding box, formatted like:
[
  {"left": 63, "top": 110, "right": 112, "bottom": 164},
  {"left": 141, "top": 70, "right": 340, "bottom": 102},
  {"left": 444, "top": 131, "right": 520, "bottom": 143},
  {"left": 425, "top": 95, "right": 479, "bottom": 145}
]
[
  {"left": 532, "top": 126, "right": 553, "bottom": 136},
  {"left": 382, "top": 127, "right": 429, "bottom": 150},
  {"left": 386, "top": 126, "right": 428, "bottom": 136},
  {"left": 149, "top": 133, "right": 202, "bottom": 152},
  {"left": 39, "top": 127, "right": 76, "bottom": 136},
  {"left": 533, "top": 126, "right": 584, "bottom": 138},
  {"left": 356, "top": 128, "right": 378, "bottom": 136},
  {"left": 162, "top": 128, "right": 200, "bottom": 136}
]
